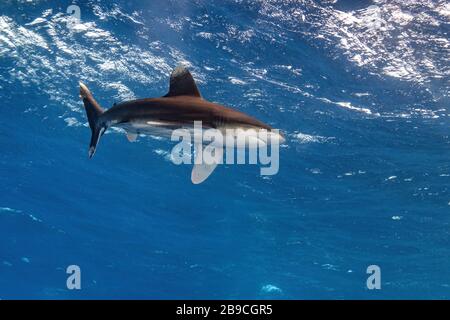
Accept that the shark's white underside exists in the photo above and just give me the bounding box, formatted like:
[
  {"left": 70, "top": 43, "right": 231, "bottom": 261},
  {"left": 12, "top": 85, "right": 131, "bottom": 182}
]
[
  {"left": 113, "top": 120, "right": 283, "bottom": 184},
  {"left": 116, "top": 120, "right": 283, "bottom": 145}
]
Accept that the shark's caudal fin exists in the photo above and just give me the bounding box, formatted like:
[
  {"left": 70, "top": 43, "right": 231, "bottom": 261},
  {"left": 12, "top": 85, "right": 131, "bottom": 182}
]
[{"left": 79, "top": 82, "right": 105, "bottom": 158}]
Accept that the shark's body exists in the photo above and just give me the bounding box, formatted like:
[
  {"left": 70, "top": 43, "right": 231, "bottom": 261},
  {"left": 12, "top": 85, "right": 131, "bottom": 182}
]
[
  {"left": 102, "top": 95, "right": 272, "bottom": 137},
  {"left": 80, "top": 66, "right": 283, "bottom": 183}
]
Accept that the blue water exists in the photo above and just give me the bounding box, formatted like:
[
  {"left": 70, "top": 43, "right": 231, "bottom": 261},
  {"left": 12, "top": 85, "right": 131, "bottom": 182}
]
[{"left": 0, "top": 0, "right": 449, "bottom": 299}]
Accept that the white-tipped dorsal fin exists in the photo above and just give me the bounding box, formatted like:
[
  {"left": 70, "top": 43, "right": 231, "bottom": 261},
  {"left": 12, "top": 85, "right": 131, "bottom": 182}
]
[
  {"left": 126, "top": 132, "right": 138, "bottom": 142},
  {"left": 191, "top": 143, "right": 223, "bottom": 184},
  {"left": 165, "top": 65, "right": 201, "bottom": 98}
]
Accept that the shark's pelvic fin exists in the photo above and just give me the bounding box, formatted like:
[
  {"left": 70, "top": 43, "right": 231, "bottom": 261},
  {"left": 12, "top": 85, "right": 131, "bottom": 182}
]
[
  {"left": 191, "top": 143, "right": 222, "bottom": 184},
  {"left": 126, "top": 132, "right": 138, "bottom": 142},
  {"left": 165, "top": 65, "right": 201, "bottom": 98}
]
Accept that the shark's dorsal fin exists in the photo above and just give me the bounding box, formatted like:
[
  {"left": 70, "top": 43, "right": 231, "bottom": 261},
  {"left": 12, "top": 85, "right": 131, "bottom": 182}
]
[{"left": 165, "top": 65, "right": 201, "bottom": 98}]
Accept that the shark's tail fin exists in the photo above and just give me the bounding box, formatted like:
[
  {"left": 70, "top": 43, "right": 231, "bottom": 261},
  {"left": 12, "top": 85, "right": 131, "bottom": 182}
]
[{"left": 79, "top": 82, "right": 106, "bottom": 158}]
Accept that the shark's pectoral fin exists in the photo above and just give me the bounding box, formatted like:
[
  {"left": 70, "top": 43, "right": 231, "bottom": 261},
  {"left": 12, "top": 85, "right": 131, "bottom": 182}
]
[
  {"left": 126, "top": 132, "right": 138, "bottom": 142},
  {"left": 191, "top": 162, "right": 219, "bottom": 185},
  {"left": 191, "top": 144, "right": 223, "bottom": 184}
]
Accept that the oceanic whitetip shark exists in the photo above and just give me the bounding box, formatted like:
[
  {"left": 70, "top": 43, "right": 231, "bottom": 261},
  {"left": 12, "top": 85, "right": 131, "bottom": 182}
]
[{"left": 79, "top": 66, "right": 284, "bottom": 184}]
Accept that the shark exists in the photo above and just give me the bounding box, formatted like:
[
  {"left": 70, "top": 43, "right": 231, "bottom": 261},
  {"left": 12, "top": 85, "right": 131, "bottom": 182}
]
[{"left": 79, "top": 65, "right": 284, "bottom": 184}]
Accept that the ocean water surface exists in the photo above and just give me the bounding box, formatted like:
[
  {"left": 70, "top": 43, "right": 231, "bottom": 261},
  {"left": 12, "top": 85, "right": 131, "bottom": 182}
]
[{"left": 0, "top": 0, "right": 449, "bottom": 299}]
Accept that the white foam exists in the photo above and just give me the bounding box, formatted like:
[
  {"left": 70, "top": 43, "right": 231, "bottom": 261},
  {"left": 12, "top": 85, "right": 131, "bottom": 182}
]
[
  {"left": 21, "top": 257, "right": 30, "bottom": 264},
  {"left": 319, "top": 97, "right": 378, "bottom": 116},
  {"left": 105, "top": 82, "right": 136, "bottom": 101},
  {"left": 252, "top": 0, "right": 448, "bottom": 92},
  {"left": 26, "top": 17, "right": 47, "bottom": 26},
  {"left": 196, "top": 32, "right": 214, "bottom": 40},
  {"left": 261, "top": 284, "right": 282, "bottom": 294},
  {"left": 229, "top": 77, "right": 247, "bottom": 85},
  {"left": 154, "top": 149, "right": 172, "bottom": 162},
  {"left": 292, "top": 132, "right": 332, "bottom": 144},
  {"left": 64, "top": 117, "right": 81, "bottom": 127},
  {"left": 0, "top": 8, "right": 204, "bottom": 131},
  {"left": 353, "top": 92, "right": 371, "bottom": 97},
  {"left": 0, "top": 207, "right": 20, "bottom": 213},
  {"left": 335, "top": 101, "right": 374, "bottom": 115},
  {"left": 2, "top": 261, "right": 12, "bottom": 267}
]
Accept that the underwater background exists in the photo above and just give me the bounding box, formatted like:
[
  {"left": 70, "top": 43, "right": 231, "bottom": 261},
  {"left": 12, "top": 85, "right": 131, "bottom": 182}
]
[{"left": 0, "top": 0, "right": 449, "bottom": 299}]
